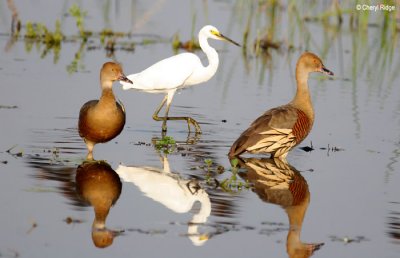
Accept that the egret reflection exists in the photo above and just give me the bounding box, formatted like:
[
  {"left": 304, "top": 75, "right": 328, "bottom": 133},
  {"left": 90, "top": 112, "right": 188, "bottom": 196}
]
[
  {"left": 116, "top": 155, "right": 211, "bottom": 246},
  {"left": 237, "top": 157, "right": 323, "bottom": 258},
  {"left": 75, "top": 160, "right": 122, "bottom": 248}
]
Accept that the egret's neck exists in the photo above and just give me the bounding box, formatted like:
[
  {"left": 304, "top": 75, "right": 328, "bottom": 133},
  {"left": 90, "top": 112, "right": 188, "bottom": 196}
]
[{"left": 196, "top": 35, "right": 219, "bottom": 83}]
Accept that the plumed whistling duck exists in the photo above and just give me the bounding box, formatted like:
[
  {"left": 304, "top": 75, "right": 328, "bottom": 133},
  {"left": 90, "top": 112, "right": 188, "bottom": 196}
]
[{"left": 229, "top": 52, "right": 334, "bottom": 159}]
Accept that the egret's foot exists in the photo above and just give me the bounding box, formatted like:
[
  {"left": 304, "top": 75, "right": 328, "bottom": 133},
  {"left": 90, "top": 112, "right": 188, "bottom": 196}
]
[
  {"left": 186, "top": 117, "right": 202, "bottom": 134},
  {"left": 153, "top": 115, "right": 202, "bottom": 134}
]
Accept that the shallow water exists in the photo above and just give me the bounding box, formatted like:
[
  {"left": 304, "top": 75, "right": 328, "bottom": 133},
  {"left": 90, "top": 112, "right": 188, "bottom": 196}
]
[{"left": 1, "top": 1, "right": 400, "bottom": 257}]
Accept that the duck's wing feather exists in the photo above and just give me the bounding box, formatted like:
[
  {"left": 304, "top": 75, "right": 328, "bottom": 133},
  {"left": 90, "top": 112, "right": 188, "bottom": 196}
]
[{"left": 229, "top": 105, "right": 301, "bottom": 157}]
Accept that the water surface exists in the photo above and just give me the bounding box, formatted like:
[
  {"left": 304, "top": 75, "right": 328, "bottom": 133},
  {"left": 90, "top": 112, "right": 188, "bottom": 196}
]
[{"left": 0, "top": 1, "right": 399, "bottom": 257}]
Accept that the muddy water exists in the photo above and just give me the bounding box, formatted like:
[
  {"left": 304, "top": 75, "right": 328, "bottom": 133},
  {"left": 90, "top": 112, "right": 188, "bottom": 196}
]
[{"left": 0, "top": 1, "right": 399, "bottom": 258}]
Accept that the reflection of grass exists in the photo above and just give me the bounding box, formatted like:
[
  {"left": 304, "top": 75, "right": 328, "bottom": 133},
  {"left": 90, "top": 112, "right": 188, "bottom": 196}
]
[
  {"left": 23, "top": 20, "right": 63, "bottom": 63},
  {"left": 66, "top": 41, "right": 86, "bottom": 74},
  {"left": 172, "top": 12, "right": 201, "bottom": 52},
  {"left": 68, "top": 4, "right": 92, "bottom": 39},
  {"left": 6, "top": 4, "right": 159, "bottom": 72}
]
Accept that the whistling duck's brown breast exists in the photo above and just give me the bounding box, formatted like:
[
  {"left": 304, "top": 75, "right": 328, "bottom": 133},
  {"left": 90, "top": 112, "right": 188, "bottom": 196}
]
[
  {"left": 228, "top": 52, "right": 333, "bottom": 159},
  {"left": 79, "top": 97, "right": 126, "bottom": 144}
]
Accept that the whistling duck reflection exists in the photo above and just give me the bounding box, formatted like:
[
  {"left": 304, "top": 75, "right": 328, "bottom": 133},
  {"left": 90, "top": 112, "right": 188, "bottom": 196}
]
[
  {"left": 75, "top": 160, "right": 122, "bottom": 248},
  {"left": 237, "top": 157, "right": 323, "bottom": 258},
  {"left": 115, "top": 155, "right": 211, "bottom": 246}
]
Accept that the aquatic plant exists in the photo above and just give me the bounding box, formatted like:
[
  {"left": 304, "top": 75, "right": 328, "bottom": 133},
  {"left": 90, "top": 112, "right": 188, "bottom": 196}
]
[
  {"left": 154, "top": 136, "right": 177, "bottom": 154},
  {"left": 219, "top": 159, "right": 251, "bottom": 193},
  {"left": 198, "top": 157, "right": 251, "bottom": 193}
]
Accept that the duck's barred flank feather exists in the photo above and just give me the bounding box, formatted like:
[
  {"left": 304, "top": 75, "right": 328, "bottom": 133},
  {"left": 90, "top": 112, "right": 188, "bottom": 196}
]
[{"left": 292, "top": 109, "right": 312, "bottom": 144}]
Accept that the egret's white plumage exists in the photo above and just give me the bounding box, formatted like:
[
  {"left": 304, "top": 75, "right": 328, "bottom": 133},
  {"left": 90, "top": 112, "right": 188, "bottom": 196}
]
[
  {"left": 122, "top": 53, "right": 208, "bottom": 93},
  {"left": 120, "top": 25, "right": 240, "bottom": 133}
]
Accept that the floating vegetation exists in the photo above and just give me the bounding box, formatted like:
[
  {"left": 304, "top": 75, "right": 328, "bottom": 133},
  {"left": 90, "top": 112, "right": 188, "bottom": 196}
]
[
  {"left": 24, "top": 187, "right": 56, "bottom": 193},
  {"left": 299, "top": 142, "right": 344, "bottom": 155},
  {"left": 26, "top": 221, "right": 38, "bottom": 234},
  {"left": 154, "top": 136, "right": 177, "bottom": 154},
  {"left": 197, "top": 157, "right": 251, "bottom": 193},
  {"left": 0, "top": 105, "right": 18, "bottom": 109},
  {"left": 300, "top": 141, "right": 314, "bottom": 152},
  {"left": 6, "top": 144, "right": 23, "bottom": 158},
  {"left": 329, "top": 235, "right": 369, "bottom": 244},
  {"left": 64, "top": 216, "right": 84, "bottom": 225},
  {"left": 219, "top": 158, "right": 252, "bottom": 192},
  {"left": 320, "top": 144, "right": 345, "bottom": 156},
  {"left": 126, "top": 228, "right": 167, "bottom": 235}
]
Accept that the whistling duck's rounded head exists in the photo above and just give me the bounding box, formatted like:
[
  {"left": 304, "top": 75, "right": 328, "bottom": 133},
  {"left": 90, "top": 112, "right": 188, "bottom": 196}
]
[
  {"left": 297, "top": 52, "right": 334, "bottom": 76},
  {"left": 100, "top": 62, "right": 132, "bottom": 86}
]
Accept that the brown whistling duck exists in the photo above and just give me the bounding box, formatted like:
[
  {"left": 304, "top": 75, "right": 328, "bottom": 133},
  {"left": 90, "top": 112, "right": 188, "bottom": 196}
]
[
  {"left": 78, "top": 62, "right": 132, "bottom": 160},
  {"left": 228, "top": 52, "right": 334, "bottom": 159}
]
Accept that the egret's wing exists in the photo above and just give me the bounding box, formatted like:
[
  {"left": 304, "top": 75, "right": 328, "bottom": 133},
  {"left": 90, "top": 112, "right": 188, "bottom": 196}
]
[{"left": 121, "top": 53, "right": 201, "bottom": 92}]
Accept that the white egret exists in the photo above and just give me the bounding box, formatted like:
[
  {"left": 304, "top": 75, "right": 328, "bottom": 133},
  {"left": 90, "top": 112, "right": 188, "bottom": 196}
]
[{"left": 120, "top": 25, "right": 240, "bottom": 134}]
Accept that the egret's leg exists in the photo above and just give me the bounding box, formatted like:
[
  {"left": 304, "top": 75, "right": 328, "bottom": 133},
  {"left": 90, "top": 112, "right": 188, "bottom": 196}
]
[
  {"left": 152, "top": 95, "right": 168, "bottom": 122},
  {"left": 152, "top": 90, "right": 202, "bottom": 134},
  {"left": 162, "top": 96, "right": 172, "bottom": 132},
  {"left": 152, "top": 95, "right": 170, "bottom": 132}
]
